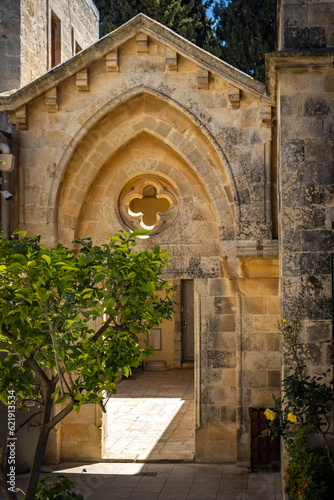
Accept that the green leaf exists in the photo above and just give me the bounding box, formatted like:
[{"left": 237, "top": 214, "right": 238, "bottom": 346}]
[
  {"left": 55, "top": 395, "right": 69, "bottom": 405},
  {"left": 130, "top": 229, "right": 150, "bottom": 238},
  {"left": 105, "top": 297, "right": 115, "bottom": 309},
  {"left": 41, "top": 254, "right": 51, "bottom": 266},
  {"left": 51, "top": 386, "right": 62, "bottom": 398},
  {"left": 13, "top": 230, "right": 27, "bottom": 238},
  {"left": 120, "top": 296, "right": 128, "bottom": 306}
]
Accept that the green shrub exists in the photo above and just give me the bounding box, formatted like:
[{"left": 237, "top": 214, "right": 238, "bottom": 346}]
[
  {"left": 284, "top": 427, "right": 332, "bottom": 499},
  {"left": 35, "top": 475, "right": 83, "bottom": 500},
  {"left": 261, "top": 319, "right": 334, "bottom": 498}
]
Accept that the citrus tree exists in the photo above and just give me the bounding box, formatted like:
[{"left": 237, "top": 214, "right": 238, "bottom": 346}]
[{"left": 0, "top": 230, "right": 174, "bottom": 500}]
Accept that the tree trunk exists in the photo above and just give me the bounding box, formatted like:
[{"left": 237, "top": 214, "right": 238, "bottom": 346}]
[
  {"left": 24, "top": 426, "right": 51, "bottom": 500},
  {"left": 24, "top": 382, "right": 54, "bottom": 500}
]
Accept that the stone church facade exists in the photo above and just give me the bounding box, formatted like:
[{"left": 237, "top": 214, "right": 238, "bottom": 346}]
[{"left": 0, "top": 0, "right": 333, "bottom": 466}]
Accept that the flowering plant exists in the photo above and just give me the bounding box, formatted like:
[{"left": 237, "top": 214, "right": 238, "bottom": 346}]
[{"left": 262, "top": 319, "right": 334, "bottom": 499}]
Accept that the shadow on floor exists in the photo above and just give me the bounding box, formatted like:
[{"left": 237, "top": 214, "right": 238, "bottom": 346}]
[
  {"left": 1, "top": 462, "right": 283, "bottom": 500},
  {"left": 0, "top": 369, "right": 283, "bottom": 499},
  {"left": 104, "top": 368, "right": 195, "bottom": 461}
]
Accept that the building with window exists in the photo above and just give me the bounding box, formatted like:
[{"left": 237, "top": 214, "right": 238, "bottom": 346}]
[{"left": 0, "top": 0, "right": 333, "bottom": 468}]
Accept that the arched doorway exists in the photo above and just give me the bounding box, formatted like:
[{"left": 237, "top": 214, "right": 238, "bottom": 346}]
[{"left": 56, "top": 92, "right": 237, "bottom": 462}]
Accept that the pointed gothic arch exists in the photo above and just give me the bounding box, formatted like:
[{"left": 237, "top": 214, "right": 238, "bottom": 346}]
[{"left": 53, "top": 88, "right": 238, "bottom": 244}]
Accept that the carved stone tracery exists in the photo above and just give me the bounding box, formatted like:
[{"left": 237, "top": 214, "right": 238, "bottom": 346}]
[{"left": 119, "top": 177, "right": 178, "bottom": 235}]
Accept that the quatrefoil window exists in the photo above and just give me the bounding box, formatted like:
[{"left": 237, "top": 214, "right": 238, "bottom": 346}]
[{"left": 119, "top": 177, "right": 178, "bottom": 235}]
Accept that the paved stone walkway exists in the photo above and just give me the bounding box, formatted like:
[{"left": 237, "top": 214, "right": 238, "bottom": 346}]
[
  {"left": 1, "top": 368, "right": 283, "bottom": 499},
  {"left": 3, "top": 462, "right": 282, "bottom": 500},
  {"left": 104, "top": 368, "right": 195, "bottom": 461}
]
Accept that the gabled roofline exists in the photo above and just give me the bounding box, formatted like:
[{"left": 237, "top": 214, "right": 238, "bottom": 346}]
[{"left": 0, "top": 13, "right": 273, "bottom": 111}]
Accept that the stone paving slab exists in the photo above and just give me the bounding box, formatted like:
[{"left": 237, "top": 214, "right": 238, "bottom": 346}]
[
  {"left": 104, "top": 369, "right": 195, "bottom": 461},
  {"left": 0, "top": 370, "right": 283, "bottom": 499},
  {"left": 2, "top": 462, "right": 283, "bottom": 499}
]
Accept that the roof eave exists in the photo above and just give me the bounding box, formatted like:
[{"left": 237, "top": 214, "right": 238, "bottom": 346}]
[{"left": 0, "top": 14, "right": 273, "bottom": 111}]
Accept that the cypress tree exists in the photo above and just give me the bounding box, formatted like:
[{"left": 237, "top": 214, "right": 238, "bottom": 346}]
[
  {"left": 94, "top": 0, "right": 221, "bottom": 56},
  {"left": 213, "top": 0, "right": 276, "bottom": 82}
]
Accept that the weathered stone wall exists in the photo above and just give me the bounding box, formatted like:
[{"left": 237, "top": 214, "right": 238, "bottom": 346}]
[
  {"left": 279, "top": 0, "right": 334, "bottom": 50},
  {"left": 0, "top": 0, "right": 99, "bottom": 93},
  {"left": 278, "top": 63, "right": 334, "bottom": 330},
  {"left": 272, "top": 8, "right": 334, "bottom": 466},
  {"left": 4, "top": 34, "right": 273, "bottom": 251},
  {"left": 196, "top": 257, "right": 280, "bottom": 462},
  {"left": 59, "top": 404, "right": 102, "bottom": 462},
  {"left": 0, "top": 0, "right": 21, "bottom": 93},
  {"left": 19, "top": 0, "right": 48, "bottom": 88},
  {"left": 20, "top": 0, "right": 99, "bottom": 87},
  {"left": 0, "top": 16, "right": 279, "bottom": 464}
]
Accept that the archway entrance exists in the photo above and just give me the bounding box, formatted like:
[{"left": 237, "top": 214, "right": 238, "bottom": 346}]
[
  {"left": 56, "top": 92, "right": 235, "bottom": 463},
  {"left": 102, "top": 277, "right": 197, "bottom": 462}
]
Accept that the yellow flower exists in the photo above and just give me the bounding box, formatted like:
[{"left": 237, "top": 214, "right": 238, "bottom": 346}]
[
  {"left": 264, "top": 409, "right": 276, "bottom": 421},
  {"left": 283, "top": 318, "right": 287, "bottom": 323},
  {"left": 287, "top": 412, "right": 297, "bottom": 423}
]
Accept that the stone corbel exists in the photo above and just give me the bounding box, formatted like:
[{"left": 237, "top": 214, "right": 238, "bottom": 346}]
[
  {"left": 260, "top": 106, "right": 272, "bottom": 127},
  {"left": 76, "top": 69, "right": 89, "bottom": 91},
  {"left": 45, "top": 87, "right": 58, "bottom": 112},
  {"left": 228, "top": 86, "right": 240, "bottom": 109},
  {"left": 197, "top": 68, "right": 209, "bottom": 89},
  {"left": 15, "top": 105, "right": 28, "bottom": 130},
  {"left": 136, "top": 34, "right": 148, "bottom": 54},
  {"left": 165, "top": 49, "right": 177, "bottom": 71},
  {"left": 106, "top": 49, "right": 119, "bottom": 72}
]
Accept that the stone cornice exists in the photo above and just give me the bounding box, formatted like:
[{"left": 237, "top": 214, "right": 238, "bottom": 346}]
[
  {"left": 265, "top": 49, "right": 334, "bottom": 102},
  {"left": 236, "top": 239, "right": 279, "bottom": 258},
  {"left": 0, "top": 14, "right": 272, "bottom": 112}
]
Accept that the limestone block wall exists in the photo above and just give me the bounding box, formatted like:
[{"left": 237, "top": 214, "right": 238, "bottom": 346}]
[
  {"left": 196, "top": 276, "right": 238, "bottom": 462},
  {"left": 45, "top": 0, "right": 99, "bottom": 74},
  {"left": 0, "top": 0, "right": 99, "bottom": 93},
  {"left": 236, "top": 257, "right": 280, "bottom": 463},
  {"left": 195, "top": 257, "right": 279, "bottom": 463},
  {"left": 0, "top": 17, "right": 280, "bottom": 464},
  {"left": 277, "top": 59, "right": 333, "bottom": 346},
  {"left": 270, "top": 51, "right": 334, "bottom": 456},
  {"left": 279, "top": 0, "right": 334, "bottom": 50},
  {"left": 58, "top": 404, "right": 102, "bottom": 462},
  {"left": 0, "top": 0, "right": 21, "bottom": 93},
  {"left": 3, "top": 33, "right": 274, "bottom": 252}
]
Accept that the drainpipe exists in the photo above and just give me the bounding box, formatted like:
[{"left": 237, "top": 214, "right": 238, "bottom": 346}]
[{"left": 0, "top": 143, "right": 14, "bottom": 240}]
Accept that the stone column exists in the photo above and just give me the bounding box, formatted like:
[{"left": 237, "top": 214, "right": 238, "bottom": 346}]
[{"left": 271, "top": 0, "right": 334, "bottom": 471}]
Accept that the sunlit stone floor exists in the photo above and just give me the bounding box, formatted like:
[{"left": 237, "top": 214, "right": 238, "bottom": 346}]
[{"left": 103, "top": 368, "right": 195, "bottom": 461}]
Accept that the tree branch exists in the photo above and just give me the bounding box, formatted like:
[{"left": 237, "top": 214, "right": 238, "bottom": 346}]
[
  {"left": 45, "top": 400, "right": 75, "bottom": 432},
  {"left": 68, "top": 372, "right": 76, "bottom": 388},
  {"left": 48, "top": 323, "right": 65, "bottom": 397},
  {"left": 1, "top": 325, "right": 14, "bottom": 340},
  {"left": 26, "top": 355, "right": 52, "bottom": 388},
  {"left": 92, "top": 315, "right": 113, "bottom": 342}
]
